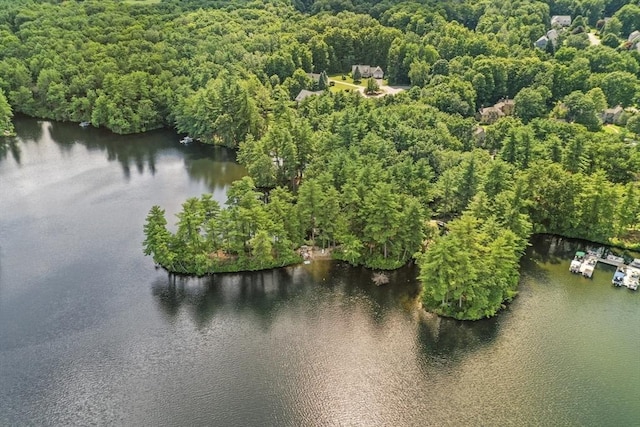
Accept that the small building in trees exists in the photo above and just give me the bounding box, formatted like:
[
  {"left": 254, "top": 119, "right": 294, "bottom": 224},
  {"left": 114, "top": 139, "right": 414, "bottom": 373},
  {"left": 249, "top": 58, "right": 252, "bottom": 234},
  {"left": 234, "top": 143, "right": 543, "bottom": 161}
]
[
  {"left": 473, "top": 126, "right": 486, "bottom": 143},
  {"left": 551, "top": 15, "right": 572, "bottom": 28},
  {"left": 477, "top": 99, "right": 515, "bottom": 124},
  {"left": 600, "top": 106, "right": 624, "bottom": 124},
  {"left": 534, "top": 36, "right": 549, "bottom": 49},
  {"left": 535, "top": 30, "right": 560, "bottom": 49},
  {"left": 306, "top": 73, "right": 321, "bottom": 83},
  {"left": 627, "top": 31, "right": 640, "bottom": 52},
  {"left": 494, "top": 99, "right": 515, "bottom": 116},
  {"left": 295, "top": 89, "right": 322, "bottom": 103},
  {"left": 546, "top": 29, "right": 559, "bottom": 45},
  {"left": 478, "top": 106, "right": 504, "bottom": 124},
  {"left": 351, "top": 65, "right": 384, "bottom": 79}
]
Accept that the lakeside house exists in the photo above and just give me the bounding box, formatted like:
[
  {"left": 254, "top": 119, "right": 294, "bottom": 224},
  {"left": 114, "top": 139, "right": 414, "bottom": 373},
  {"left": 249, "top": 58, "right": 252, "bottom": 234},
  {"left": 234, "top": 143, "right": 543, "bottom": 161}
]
[{"left": 351, "top": 65, "right": 384, "bottom": 79}]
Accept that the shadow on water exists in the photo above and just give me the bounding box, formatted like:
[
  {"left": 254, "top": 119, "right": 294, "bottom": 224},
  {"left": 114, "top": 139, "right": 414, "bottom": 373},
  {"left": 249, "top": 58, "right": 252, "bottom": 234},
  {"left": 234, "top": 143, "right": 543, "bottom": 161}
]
[
  {"left": 151, "top": 261, "right": 424, "bottom": 329},
  {"left": 152, "top": 267, "right": 300, "bottom": 330},
  {"left": 150, "top": 260, "right": 506, "bottom": 362},
  {"left": 0, "top": 137, "right": 20, "bottom": 164},
  {"left": 417, "top": 312, "right": 501, "bottom": 360},
  {"left": 39, "top": 119, "right": 245, "bottom": 187},
  {"left": 12, "top": 115, "right": 44, "bottom": 142}
]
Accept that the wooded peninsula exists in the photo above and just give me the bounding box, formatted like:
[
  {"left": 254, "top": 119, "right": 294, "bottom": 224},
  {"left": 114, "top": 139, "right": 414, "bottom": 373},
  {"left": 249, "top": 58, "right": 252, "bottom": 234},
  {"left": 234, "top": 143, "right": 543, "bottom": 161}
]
[{"left": 1, "top": 0, "right": 639, "bottom": 319}]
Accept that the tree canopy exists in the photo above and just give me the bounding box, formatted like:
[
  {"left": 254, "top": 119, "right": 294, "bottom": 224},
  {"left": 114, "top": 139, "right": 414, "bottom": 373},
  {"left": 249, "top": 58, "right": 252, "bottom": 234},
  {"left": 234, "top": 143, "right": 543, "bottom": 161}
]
[{"left": 1, "top": 0, "right": 638, "bottom": 320}]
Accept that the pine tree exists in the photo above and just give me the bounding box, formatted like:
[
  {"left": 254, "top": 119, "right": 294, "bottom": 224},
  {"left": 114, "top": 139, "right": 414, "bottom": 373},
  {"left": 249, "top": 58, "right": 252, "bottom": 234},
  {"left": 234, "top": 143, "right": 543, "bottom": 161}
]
[
  {"left": 353, "top": 66, "right": 362, "bottom": 83},
  {"left": 143, "top": 206, "right": 175, "bottom": 269},
  {"left": 318, "top": 71, "right": 329, "bottom": 90}
]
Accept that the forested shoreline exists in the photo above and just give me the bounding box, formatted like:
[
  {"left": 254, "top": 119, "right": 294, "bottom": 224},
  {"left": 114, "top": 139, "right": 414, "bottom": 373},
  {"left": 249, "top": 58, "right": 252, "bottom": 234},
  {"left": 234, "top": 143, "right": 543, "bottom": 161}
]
[{"left": 1, "top": 0, "right": 639, "bottom": 319}]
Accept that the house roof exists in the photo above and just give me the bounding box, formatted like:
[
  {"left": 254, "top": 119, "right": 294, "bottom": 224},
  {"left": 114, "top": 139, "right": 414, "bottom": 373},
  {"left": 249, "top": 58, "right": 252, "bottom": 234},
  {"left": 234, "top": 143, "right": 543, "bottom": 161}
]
[
  {"left": 605, "top": 105, "right": 624, "bottom": 115},
  {"left": 295, "top": 89, "right": 322, "bottom": 102},
  {"left": 629, "top": 30, "right": 640, "bottom": 43},
  {"left": 352, "top": 65, "right": 383, "bottom": 75},
  {"left": 494, "top": 99, "right": 514, "bottom": 109},
  {"left": 535, "top": 36, "right": 548, "bottom": 47},
  {"left": 551, "top": 15, "right": 572, "bottom": 26},
  {"left": 480, "top": 106, "right": 503, "bottom": 115}
]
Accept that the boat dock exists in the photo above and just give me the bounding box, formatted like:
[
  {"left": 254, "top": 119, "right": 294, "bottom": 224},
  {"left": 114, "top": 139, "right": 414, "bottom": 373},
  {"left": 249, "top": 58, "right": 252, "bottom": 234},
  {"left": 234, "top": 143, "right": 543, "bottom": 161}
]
[
  {"left": 612, "top": 265, "right": 640, "bottom": 290},
  {"left": 570, "top": 250, "right": 639, "bottom": 290}
]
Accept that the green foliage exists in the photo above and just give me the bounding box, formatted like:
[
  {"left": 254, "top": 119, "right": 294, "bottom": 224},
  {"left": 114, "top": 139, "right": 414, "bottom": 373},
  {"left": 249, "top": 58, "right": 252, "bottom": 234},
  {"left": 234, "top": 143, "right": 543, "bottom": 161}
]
[
  {"left": 419, "top": 212, "right": 527, "bottom": 320},
  {"left": 613, "top": 4, "right": 640, "bottom": 37},
  {"left": 318, "top": 71, "right": 329, "bottom": 90},
  {"left": 175, "top": 73, "right": 260, "bottom": 147},
  {"left": 48, "top": 0, "right": 628, "bottom": 318},
  {"left": 365, "top": 77, "right": 379, "bottom": 94},
  {"left": 0, "top": 88, "right": 13, "bottom": 136},
  {"left": 514, "top": 86, "right": 550, "bottom": 123},
  {"left": 143, "top": 180, "right": 302, "bottom": 275},
  {"left": 627, "top": 115, "right": 640, "bottom": 135},
  {"left": 561, "top": 91, "right": 601, "bottom": 130},
  {"left": 353, "top": 66, "right": 362, "bottom": 83}
]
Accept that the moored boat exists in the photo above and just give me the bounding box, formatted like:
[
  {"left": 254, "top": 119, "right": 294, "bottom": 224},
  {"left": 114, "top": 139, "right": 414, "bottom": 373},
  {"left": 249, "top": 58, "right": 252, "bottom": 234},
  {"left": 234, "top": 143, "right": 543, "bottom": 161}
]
[
  {"left": 579, "top": 256, "right": 597, "bottom": 278},
  {"left": 569, "top": 251, "right": 585, "bottom": 273},
  {"left": 612, "top": 266, "right": 626, "bottom": 287},
  {"left": 624, "top": 267, "right": 639, "bottom": 291}
]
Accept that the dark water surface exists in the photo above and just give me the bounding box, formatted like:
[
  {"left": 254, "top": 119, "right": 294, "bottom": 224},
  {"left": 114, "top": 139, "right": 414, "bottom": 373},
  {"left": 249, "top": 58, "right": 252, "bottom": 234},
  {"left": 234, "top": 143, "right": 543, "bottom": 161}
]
[{"left": 1, "top": 118, "right": 638, "bottom": 426}]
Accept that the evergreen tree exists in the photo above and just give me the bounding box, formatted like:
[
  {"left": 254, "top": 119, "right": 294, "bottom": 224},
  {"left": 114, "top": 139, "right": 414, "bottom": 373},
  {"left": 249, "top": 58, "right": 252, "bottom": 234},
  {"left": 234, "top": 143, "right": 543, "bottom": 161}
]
[
  {"left": 318, "top": 71, "right": 329, "bottom": 90},
  {"left": 143, "top": 206, "right": 175, "bottom": 270},
  {"left": 353, "top": 66, "right": 362, "bottom": 83}
]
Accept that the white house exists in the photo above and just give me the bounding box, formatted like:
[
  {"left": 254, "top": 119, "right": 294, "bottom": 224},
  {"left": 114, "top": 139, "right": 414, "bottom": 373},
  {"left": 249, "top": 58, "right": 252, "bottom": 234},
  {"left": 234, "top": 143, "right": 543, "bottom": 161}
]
[
  {"left": 551, "top": 15, "right": 572, "bottom": 27},
  {"left": 628, "top": 30, "right": 640, "bottom": 43},
  {"left": 351, "top": 65, "right": 384, "bottom": 79}
]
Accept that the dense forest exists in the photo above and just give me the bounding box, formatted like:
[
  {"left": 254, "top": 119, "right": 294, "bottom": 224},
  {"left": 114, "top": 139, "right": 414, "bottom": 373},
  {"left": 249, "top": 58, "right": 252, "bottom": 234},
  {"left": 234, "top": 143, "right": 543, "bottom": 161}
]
[{"left": 1, "top": 0, "right": 639, "bottom": 319}]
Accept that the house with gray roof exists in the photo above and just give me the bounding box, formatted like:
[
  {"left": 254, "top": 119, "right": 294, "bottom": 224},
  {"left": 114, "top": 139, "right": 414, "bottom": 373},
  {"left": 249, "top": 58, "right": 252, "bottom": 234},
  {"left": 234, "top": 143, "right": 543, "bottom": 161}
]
[
  {"left": 600, "top": 106, "right": 624, "bottom": 124},
  {"left": 551, "top": 15, "right": 572, "bottom": 27},
  {"left": 295, "top": 89, "right": 322, "bottom": 103},
  {"left": 534, "top": 36, "right": 549, "bottom": 49},
  {"left": 351, "top": 65, "right": 384, "bottom": 79}
]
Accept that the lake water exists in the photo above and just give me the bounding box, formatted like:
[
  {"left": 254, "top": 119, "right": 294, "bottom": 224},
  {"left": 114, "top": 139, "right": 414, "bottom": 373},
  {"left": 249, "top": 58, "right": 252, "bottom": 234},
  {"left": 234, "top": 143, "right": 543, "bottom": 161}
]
[{"left": 1, "top": 117, "right": 638, "bottom": 426}]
